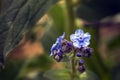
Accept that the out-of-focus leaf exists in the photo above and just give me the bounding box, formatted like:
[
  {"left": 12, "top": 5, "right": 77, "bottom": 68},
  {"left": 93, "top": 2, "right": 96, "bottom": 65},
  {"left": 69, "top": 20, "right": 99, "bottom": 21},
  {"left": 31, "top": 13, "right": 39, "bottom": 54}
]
[
  {"left": 107, "top": 35, "right": 120, "bottom": 50},
  {"left": 82, "top": 28, "right": 110, "bottom": 80},
  {"left": 79, "top": 70, "right": 100, "bottom": 80},
  {"left": 48, "top": 4, "right": 66, "bottom": 32},
  {"left": 0, "top": 0, "right": 58, "bottom": 67},
  {"left": 44, "top": 69, "right": 70, "bottom": 80},
  {"left": 18, "top": 70, "right": 49, "bottom": 80},
  {"left": 76, "top": 0, "right": 120, "bottom": 21},
  {"left": 0, "top": 59, "right": 25, "bottom": 80},
  {"left": 111, "top": 64, "right": 120, "bottom": 80},
  {"left": 41, "top": 4, "right": 65, "bottom": 52},
  {"left": 27, "top": 54, "right": 53, "bottom": 71},
  {"left": 76, "top": 4, "right": 103, "bottom": 22}
]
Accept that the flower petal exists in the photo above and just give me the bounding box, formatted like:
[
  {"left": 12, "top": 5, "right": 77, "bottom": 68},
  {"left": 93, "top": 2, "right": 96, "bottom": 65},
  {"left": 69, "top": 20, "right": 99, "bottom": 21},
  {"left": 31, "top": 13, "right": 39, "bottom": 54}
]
[
  {"left": 73, "top": 40, "right": 81, "bottom": 48},
  {"left": 83, "top": 41, "right": 90, "bottom": 47},
  {"left": 50, "top": 33, "right": 65, "bottom": 56},
  {"left": 51, "top": 44, "right": 56, "bottom": 52},
  {"left": 84, "top": 32, "right": 91, "bottom": 41},
  {"left": 70, "top": 29, "right": 91, "bottom": 48},
  {"left": 56, "top": 33, "right": 65, "bottom": 43},
  {"left": 75, "top": 29, "right": 84, "bottom": 36},
  {"left": 50, "top": 44, "right": 57, "bottom": 56},
  {"left": 70, "top": 34, "right": 75, "bottom": 41},
  {"left": 50, "top": 53, "right": 53, "bottom": 57}
]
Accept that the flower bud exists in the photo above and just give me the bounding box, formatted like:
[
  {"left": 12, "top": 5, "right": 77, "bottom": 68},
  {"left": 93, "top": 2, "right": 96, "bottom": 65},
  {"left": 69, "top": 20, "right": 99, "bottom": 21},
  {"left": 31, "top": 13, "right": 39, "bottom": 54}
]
[
  {"left": 78, "top": 65, "right": 85, "bottom": 73},
  {"left": 82, "top": 47, "right": 94, "bottom": 58},
  {"left": 76, "top": 52, "right": 82, "bottom": 57},
  {"left": 79, "top": 59, "right": 84, "bottom": 65},
  {"left": 54, "top": 55, "right": 62, "bottom": 62},
  {"left": 61, "top": 40, "right": 73, "bottom": 53}
]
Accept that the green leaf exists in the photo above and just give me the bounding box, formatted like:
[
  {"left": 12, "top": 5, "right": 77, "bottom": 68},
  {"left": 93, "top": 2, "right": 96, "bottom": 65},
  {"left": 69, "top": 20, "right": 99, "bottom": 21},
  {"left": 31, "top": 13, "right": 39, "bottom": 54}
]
[
  {"left": 41, "top": 4, "right": 66, "bottom": 52},
  {"left": 19, "top": 72, "right": 50, "bottom": 80},
  {"left": 79, "top": 70, "right": 100, "bottom": 80},
  {"left": 0, "top": 59, "right": 25, "bottom": 80},
  {"left": 0, "top": 0, "right": 58, "bottom": 67},
  {"left": 44, "top": 69, "right": 70, "bottom": 80},
  {"left": 48, "top": 4, "right": 66, "bottom": 32},
  {"left": 27, "top": 54, "right": 53, "bottom": 71},
  {"left": 107, "top": 35, "right": 120, "bottom": 50}
]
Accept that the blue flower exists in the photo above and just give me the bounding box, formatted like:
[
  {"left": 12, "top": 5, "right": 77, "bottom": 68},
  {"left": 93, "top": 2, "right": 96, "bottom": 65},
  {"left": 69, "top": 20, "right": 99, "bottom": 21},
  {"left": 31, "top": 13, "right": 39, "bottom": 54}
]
[
  {"left": 70, "top": 29, "right": 91, "bottom": 48},
  {"left": 50, "top": 33, "right": 65, "bottom": 56}
]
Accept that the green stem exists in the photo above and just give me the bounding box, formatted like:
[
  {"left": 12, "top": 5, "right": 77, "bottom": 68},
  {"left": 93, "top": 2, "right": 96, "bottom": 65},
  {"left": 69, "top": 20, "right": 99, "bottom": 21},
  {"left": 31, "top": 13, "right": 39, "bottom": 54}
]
[
  {"left": 71, "top": 53, "right": 76, "bottom": 80},
  {"left": 15, "top": 59, "right": 31, "bottom": 80},
  {"left": 65, "top": 0, "right": 76, "bottom": 80},
  {"left": 65, "top": 0, "right": 75, "bottom": 39}
]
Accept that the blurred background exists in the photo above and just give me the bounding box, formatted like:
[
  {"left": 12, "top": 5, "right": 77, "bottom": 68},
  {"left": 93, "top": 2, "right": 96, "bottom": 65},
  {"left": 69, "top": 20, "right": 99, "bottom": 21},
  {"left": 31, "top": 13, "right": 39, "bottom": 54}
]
[{"left": 0, "top": 0, "right": 120, "bottom": 80}]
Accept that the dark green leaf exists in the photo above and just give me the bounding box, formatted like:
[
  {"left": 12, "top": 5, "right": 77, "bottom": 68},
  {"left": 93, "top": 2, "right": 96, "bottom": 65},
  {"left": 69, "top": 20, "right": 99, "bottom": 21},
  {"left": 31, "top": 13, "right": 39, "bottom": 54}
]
[
  {"left": 0, "top": 0, "right": 58, "bottom": 67},
  {"left": 76, "top": 0, "right": 120, "bottom": 21}
]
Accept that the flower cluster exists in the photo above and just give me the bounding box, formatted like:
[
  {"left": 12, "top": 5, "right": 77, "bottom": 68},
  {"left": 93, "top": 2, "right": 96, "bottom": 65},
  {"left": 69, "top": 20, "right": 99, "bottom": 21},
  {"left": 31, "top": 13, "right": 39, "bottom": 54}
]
[
  {"left": 50, "top": 29, "right": 94, "bottom": 73},
  {"left": 50, "top": 33, "right": 73, "bottom": 62},
  {"left": 75, "top": 47, "right": 93, "bottom": 73}
]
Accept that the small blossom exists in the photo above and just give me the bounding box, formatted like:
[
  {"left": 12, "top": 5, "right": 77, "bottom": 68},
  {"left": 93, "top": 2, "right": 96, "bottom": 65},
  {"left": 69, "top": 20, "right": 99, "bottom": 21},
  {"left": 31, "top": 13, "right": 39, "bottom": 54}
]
[
  {"left": 70, "top": 29, "right": 91, "bottom": 48},
  {"left": 79, "top": 59, "right": 84, "bottom": 65},
  {"left": 76, "top": 52, "right": 82, "bottom": 57},
  {"left": 50, "top": 33, "right": 65, "bottom": 56},
  {"left": 82, "top": 47, "right": 94, "bottom": 58},
  {"left": 50, "top": 29, "right": 94, "bottom": 74}
]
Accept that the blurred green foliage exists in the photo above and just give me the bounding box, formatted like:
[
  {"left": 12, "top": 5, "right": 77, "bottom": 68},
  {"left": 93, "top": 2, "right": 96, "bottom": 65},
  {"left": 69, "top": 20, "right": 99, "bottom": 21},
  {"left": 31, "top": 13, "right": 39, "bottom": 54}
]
[
  {"left": 0, "top": 0, "right": 120, "bottom": 80},
  {"left": 107, "top": 35, "right": 120, "bottom": 50}
]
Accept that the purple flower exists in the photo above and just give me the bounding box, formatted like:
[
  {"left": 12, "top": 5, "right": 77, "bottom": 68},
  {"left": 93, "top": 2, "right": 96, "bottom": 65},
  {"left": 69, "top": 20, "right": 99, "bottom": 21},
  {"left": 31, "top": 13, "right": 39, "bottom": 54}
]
[
  {"left": 50, "top": 29, "right": 94, "bottom": 73},
  {"left": 50, "top": 33, "right": 65, "bottom": 56},
  {"left": 54, "top": 55, "right": 63, "bottom": 62},
  {"left": 78, "top": 65, "right": 86, "bottom": 73},
  {"left": 70, "top": 29, "right": 91, "bottom": 48},
  {"left": 61, "top": 40, "right": 73, "bottom": 53},
  {"left": 76, "top": 52, "right": 82, "bottom": 57},
  {"left": 79, "top": 59, "right": 84, "bottom": 65},
  {"left": 83, "top": 47, "right": 94, "bottom": 58}
]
